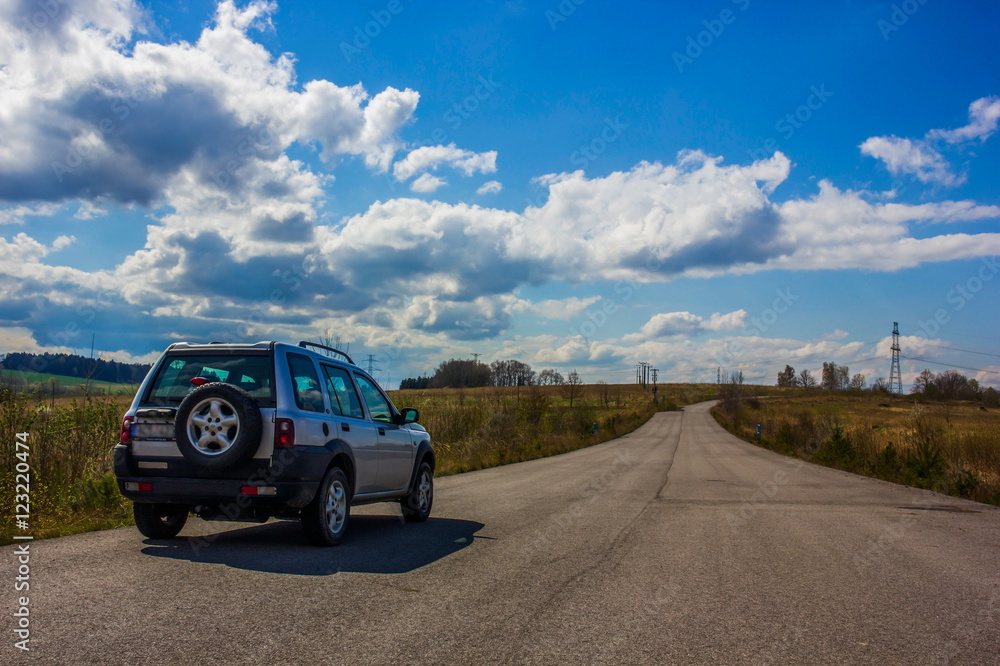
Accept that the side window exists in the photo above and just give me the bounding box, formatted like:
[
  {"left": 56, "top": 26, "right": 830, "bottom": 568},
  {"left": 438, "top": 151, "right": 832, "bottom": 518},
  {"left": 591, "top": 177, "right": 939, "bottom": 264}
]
[
  {"left": 354, "top": 374, "right": 394, "bottom": 424},
  {"left": 321, "top": 365, "right": 364, "bottom": 419},
  {"left": 287, "top": 353, "right": 324, "bottom": 413}
]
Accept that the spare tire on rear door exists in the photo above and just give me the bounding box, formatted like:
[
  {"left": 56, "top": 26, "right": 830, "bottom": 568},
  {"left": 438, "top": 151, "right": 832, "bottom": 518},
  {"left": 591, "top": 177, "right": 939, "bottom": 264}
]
[{"left": 174, "top": 383, "right": 263, "bottom": 472}]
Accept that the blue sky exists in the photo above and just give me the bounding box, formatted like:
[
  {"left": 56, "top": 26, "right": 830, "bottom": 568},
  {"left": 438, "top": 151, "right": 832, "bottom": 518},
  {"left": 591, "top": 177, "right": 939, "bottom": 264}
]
[{"left": 1, "top": 0, "right": 999, "bottom": 389}]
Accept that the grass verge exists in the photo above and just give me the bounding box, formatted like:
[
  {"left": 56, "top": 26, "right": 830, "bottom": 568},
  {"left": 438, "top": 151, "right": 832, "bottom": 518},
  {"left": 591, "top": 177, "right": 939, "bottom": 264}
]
[{"left": 712, "top": 391, "right": 1000, "bottom": 506}]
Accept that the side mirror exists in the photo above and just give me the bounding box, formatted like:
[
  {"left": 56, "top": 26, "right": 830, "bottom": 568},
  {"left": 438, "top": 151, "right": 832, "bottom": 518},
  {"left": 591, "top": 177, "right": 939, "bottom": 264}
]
[{"left": 399, "top": 408, "right": 419, "bottom": 424}]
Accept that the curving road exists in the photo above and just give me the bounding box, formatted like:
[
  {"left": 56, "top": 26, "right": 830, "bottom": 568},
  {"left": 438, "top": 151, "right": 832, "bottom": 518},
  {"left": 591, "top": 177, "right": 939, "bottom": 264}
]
[{"left": 4, "top": 401, "right": 999, "bottom": 664}]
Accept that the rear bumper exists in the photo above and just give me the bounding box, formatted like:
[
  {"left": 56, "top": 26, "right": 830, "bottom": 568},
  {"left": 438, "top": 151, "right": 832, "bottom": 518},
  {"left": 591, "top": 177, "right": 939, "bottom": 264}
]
[{"left": 114, "top": 445, "right": 330, "bottom": 509}]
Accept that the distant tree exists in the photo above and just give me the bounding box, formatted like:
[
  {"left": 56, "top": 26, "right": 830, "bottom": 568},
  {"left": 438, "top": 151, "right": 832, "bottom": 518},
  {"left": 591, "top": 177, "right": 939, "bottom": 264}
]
[
  {"left": 871, "top": 377, "right": 890, "bottom": 393},
  {"left": 537, "top": 368, "right": 565, "bottom": 386},
  {"left": 836, "top": 365, "right": 849, "bottom": 390},
  {"left": 564, "top": 369, "right": 583, "bottom": 407},
  {"left": 428, "top": 359, "right": 492, "bottom": 388},
  {"left": 821, "top": 362, "right": 849, "bottom": 391},
  {"left": 983, "top": 386, "right": 999, "bottom": 408},
  {"left": 776, "top": 365, "right": 797, "bottom": 387},
  {"left": 797, "top": 369, "right": 816, "bottom": 388},
  {"left": 933, "top": 369, "right": 971, "bottom": 422},
  {"left": 399, "top": 376, "right": 431, "bottom": 390},
  {"left": 933, "top": 370, "right": 969, "bottom": 401},
  {"left": 597, "top": 380, "right": 611, "bottom": 407},
  {"left": 1, "top": 352, "right": 150, "bottom": 384},
  {"left": 910, "top": 369, "right": 934, "bottom": 395},
  {"left": 718, "top": 369, "right": 747, "bottom": 415},
  {"left": 849, "top": 373, "right": 866, "bottom": 390},
  {"left": 490, "top": 359, "right": 535, "bottom": 387},
  {"left": 964, "top": 378, "right": 982, "bottom": 401}
]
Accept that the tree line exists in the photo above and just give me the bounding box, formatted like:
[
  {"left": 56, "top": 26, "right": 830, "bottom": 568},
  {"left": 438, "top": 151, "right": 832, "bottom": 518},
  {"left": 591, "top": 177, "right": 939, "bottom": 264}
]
[
  {"left": 1, "top": 352, "right": 151, "bottom": 384},
  {"left": 401, "top": 358, "right": 580, "bottom": 390},
  {"left": 775, "top": 361, "right": 997, "bottom": 405}
]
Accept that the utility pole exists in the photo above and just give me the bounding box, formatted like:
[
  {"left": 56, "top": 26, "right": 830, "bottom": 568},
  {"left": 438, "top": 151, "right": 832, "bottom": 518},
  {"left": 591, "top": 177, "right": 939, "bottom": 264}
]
[
  {"left": 471, "top": 353, "right": 481, "bottom": 363},
  {"left": 636, "top": 362, "right": 651, "bottom": 389},
  {"left": 365, "top": 354, "right": 377, "bottom": 376},
  {"left": 889, "top": 322, "right": 902, "bottom": 394}
]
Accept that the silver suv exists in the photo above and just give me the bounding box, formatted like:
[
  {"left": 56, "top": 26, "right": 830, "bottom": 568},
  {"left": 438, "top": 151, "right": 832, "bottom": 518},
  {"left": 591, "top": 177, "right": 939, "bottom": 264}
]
[{"left": 114, "top": 341, "right": 434, "bottom": 546}]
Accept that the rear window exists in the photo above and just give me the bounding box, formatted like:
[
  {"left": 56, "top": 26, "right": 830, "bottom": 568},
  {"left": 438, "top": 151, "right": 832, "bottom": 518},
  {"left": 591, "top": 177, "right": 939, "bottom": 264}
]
[{"left": 147, "top": 354, "right": 274, "bottom": 403}]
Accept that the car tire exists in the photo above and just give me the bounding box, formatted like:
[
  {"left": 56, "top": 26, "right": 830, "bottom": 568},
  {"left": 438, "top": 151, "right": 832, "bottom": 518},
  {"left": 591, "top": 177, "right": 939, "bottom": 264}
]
[
  {"left": 401, "top": 461, "right": 433, "bottom": 523},
  {"left": 133, "top": 502, "right": 188, "bottom": 539},
  {"left": 174, "top": 383, "right": 262, "bottom": 472},
  {"left": 302, "top": 466, "right": 351, "bottom": 546}
]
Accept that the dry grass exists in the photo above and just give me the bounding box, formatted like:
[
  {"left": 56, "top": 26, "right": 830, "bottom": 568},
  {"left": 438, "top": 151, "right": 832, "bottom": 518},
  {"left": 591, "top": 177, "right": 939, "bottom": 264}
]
[
  {"left": 713, "top": 391, "right": 1000, "bottom": 505},
  {"left": 1, "top": 382, "right": 717, "bottom": 544},
  {"left": 0, "top": 389, "right": 134, "bottom": 544},
  {"left": 389, "top": 383, "right": 717, "bottom": 475}
]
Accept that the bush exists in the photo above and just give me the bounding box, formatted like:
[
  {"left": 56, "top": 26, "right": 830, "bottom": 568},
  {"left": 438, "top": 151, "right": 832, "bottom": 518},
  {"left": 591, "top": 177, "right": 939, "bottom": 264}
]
[
  {"left": 813, "top": 425, "right": 857, "bottom": 470},
  {"left": 869, "top": 443, "right": 904, "bottom": 482}
]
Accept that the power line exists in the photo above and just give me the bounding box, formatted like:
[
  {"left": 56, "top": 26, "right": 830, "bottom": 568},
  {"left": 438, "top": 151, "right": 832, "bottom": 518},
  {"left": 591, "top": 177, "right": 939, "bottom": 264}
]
[
  {"left": 900, "top": 355, "right": 1000, "bottom": 377},
  {"left": 916, "top": 343, "right": 1000, "bottom": 359}
]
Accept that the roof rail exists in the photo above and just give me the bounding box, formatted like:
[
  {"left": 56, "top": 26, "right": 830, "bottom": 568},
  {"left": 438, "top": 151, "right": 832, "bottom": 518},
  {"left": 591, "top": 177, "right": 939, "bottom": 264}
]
[{"left": 298, "top": 341, "right": 355, "bottom": 365}]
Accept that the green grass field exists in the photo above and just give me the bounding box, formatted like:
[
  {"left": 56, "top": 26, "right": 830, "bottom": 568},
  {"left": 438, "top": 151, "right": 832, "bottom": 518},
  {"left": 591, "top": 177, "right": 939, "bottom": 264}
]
[{"left": 0, "top": 369, "right": 137, "bottom": 395}]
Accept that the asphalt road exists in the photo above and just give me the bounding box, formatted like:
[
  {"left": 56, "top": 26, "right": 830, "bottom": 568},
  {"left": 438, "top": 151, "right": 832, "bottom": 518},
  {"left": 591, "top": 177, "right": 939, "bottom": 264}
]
[{"left": 4, "top": 401, "right": 999, "bottom": 664}]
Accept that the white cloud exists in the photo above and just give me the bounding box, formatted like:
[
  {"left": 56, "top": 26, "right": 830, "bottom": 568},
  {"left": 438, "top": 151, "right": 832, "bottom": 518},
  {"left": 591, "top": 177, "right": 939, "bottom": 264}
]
[
  {"left": 511, "top": 296, "right": 602, "bottom": 321},
  {"left": 477, "top": 180, "right": 502, "bottom": 195},
  {"left": 74, "top": 201, "right": 108, "bottom": 220},
  {"left": 0, "top": 0, "right": 418, "bottom": 205},
  {"left": 859, "top": 136, "right": 961, "bottom": 186},
  {"left": 624, "top": 309, "right": 746, "bottom": 341},
  {"left": 411, "top": 173, "right": 446, "bottom": 193},
  {"left": 704, "top": 310, "right": 748, "bottom": 331},
  {"left": 0, "top": 203, "right": 61, "bottom": 225},
  {"left": 511, "top": 151, "right": 794, "bottom": 282},
  {"left": 928, "top": 96, "right": 1000, "bottom": 144},
  {"left": 392, "top": 143, "right": 497, "bottom": 181},
  {"left": 861, "top": 96, "right": 1000, "bottom": 186}
]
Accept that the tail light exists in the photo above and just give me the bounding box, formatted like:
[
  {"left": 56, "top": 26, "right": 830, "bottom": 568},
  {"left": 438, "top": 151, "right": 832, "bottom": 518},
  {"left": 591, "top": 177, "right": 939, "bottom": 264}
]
[
  {"left": 120, "top": 416, "right": 134, "bottom": 446},
  {"left": 274, "top": 418, "right": 295, "bottom": 448}
]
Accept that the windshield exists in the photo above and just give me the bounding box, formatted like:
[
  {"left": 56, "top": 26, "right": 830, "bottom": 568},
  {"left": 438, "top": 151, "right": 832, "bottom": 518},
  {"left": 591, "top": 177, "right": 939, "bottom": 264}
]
[{"left": 147, "top": 354, "right": 274, "bottom": 403}]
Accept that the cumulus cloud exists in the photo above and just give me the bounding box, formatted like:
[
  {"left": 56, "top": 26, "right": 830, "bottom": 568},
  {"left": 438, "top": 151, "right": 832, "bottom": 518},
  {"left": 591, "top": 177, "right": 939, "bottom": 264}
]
[
  {"left": 477, "top": 180, "right": 503, "bottom": 195},
  {"left": 928, "top": 96, "right": 1000, "bottom": 144},
  {"left": 859, "top": 136, "right": 960, "bottom": 186},
  {"left": 624, "top": 309, "right": 747, "bottom": 341},
  {"left": 0, "top": 0, "right": 418, "bottom": 205},
  {"left": 511, "top": 296, "right": 602, "bottom": 321},
  {"left": 401, "top": 295, "right": 515, "bottom": 340},
  {"left": 411, "top": 173, "right": 446, "bottom": 193},
  {"left": 0, "top": 203, "right": 61, "bottom": 225},
  {"left": 861, "top": 96, "right": 1000, "bottom": 186},
  {"left": 392, "top": 143, "right": 497, "bottom": 181}
]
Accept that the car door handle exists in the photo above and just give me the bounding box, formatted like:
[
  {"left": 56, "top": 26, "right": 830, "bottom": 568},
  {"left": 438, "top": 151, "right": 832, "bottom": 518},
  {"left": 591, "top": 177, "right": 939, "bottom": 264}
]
[
  {"left": 378, "top": 427, "right": 385, "bottom": 436},
  {"left": 322, "top": 423, "right": 329, "bottom": 436},
  {"left": 341, "top": 423, "right": 350, "bottom": 432}
]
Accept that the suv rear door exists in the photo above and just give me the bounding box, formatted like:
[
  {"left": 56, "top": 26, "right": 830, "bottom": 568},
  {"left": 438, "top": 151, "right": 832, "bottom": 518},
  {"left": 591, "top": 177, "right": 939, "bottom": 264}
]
[
  {"left": 319, "top": 363, "right": 379, "bottom": 494},
  {"left": 132, "top": 351, "right": 276, "bottom": 464},
  {"left": 353, "top": 373, "right": 414, "bottom": 492}
]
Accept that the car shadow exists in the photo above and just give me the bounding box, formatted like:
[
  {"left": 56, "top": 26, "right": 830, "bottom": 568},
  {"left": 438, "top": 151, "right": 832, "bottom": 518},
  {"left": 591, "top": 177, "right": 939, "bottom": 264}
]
[{"left": 140, "top": 514, "right": 486, "bottom": 576}]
